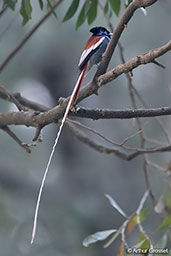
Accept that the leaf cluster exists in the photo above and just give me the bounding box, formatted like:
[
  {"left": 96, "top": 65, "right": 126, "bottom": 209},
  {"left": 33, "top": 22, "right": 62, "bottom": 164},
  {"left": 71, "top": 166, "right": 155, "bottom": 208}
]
[
  {"left": 63, "top": 0, "right": 121, "bottom": 29},
  {"left": 3, "top": 0, "right": 58, "bottom": 25},
  {"left": 3, "top": 0, "right": 134, "bottom": 28},
  {"left": 83, "top": 193, "right": 171, "bottom": 255}
]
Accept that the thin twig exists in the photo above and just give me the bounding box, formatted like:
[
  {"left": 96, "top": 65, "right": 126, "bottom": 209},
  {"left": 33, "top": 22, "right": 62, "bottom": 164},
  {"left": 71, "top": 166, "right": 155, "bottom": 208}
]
[
  {"left": 68, "top": 118, "right": 147, "bottom": 148},
  {"left": 143, "top": 136, "right": 166, "bottom": 146},
  {"left": 151, "top": 60, "right": 165, "bottom": 69},
  {"left": 130, "top": 82, "right": 171, "bottom": 144},
  {"left": 0, "top": 4, "right": 7, "bottom": 19},
  {"left": 136, "top": 190, "right": 153, "bottom": 248},
  {"left": 33, "top": 126, "right": 42, "bottom": 142},
  {"left": 143, "top": 159, "right": 157, "bottom": 206},
  {"left": 103, "top": 223, "right": 124, "bottom": 248},
  {"left": 0, "top": 85, "right": 27, "bottom": 111},
  {"left": 1, "top": 125, "right": 31, "bottom": 153},
  {"left": 117, "top": 37, "right": 157, "bottom": 206},
  {"left": 13, "top": 92, "right": 48, "bottom": 112},
  {"left": 0, "top": 0, "right": 63, "bottom": 73},
  {"left": 66, "top": 121, "right": 129, "bottom": 160},
  {"left": 132, "top": 86, "right": 171, "bottom": 144},
  {"left": 121, "top": 219, "right": 129, "bottom": 249},
  {"left": 66, "top": 121, "right": 171, "bottom": 160},
  {"left": 0, "top": 90, "right": 49, "bottom": 112},
  {"left": 68, "top": 119, "right": 124, "bottom": 147},
  {"left": 146, "top": 159, "right": 167, "bottom": 173}
]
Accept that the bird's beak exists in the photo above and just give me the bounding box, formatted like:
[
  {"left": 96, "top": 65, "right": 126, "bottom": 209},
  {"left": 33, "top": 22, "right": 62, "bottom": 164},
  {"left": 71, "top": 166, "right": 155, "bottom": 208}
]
[{"left": 109, "top": 33, "right": 113, "bottom": 37}]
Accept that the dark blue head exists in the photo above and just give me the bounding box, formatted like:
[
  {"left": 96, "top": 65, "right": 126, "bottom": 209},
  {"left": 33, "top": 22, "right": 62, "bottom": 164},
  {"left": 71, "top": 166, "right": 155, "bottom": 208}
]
[{"left": 90, "top": 26, "right": 112, "bottom": 37}]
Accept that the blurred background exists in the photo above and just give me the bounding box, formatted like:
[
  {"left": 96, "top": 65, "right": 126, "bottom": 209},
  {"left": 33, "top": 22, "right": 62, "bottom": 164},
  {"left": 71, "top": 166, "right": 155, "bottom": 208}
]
[{"left": 0, "top": 0, "right": 170, "bottom": 255}]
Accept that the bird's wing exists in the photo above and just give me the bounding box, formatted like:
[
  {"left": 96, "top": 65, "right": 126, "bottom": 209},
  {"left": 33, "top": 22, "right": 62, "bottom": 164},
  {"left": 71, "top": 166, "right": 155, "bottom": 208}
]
[{"left": 78, "top": 36, "right": 104, "bottom": 71}]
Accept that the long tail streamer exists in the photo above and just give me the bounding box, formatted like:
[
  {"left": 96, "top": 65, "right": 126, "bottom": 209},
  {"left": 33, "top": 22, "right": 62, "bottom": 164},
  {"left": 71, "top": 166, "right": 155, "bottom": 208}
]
[{"left": 31, "top": 65, "right": 87, "bottom": 244}]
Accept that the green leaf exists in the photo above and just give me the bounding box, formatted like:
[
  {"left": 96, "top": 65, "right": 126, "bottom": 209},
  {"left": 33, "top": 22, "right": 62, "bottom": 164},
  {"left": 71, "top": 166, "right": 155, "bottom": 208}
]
[
  {"left": 63, "top": 0, "right": 80, "bottom": 22},
  {"left": 139, "top": 238, "right": 150, "bottom": 251},
  {"left": 47, "top": 0, "right": 57, "bottom": 18},
  {"left": 137, "top": 233, "right": 151, "bottom": 251},
  {"left": 75, "top": 0, "right": 90, "bottom": 29},
  {"left": 87, "top": 0, "right": 98, "bottom": 25},
  {"left": 83, "top": 229, "right": 117, "bottom": 247},
  {"left": 3, "top": 0, "right": 17, "bottom": 10},
  {"left": 164, "top": 189, "right": 171, "bottom": 214},
  {"left": 132, "top": 239, "right": 146, "bottom": 249},
  {"left": 159, "top": 215, "right": 171, "bottom": 230},
  {"left": 104, "top": 1, "right": 109, "bottom": 15},
  {"left": 20, "top": 0, "right": 32, "bottom": 26},
  {"left": 105, "top": 194, "right": 128, "bottom": 218},
  {"left": 39, "top": 0, "right": 44, "bottom": 10},
  {"left": 109, "top": 0, "right": 121, "bottom": 16},
  {"left": 133, "top": 208, "right": 150, "bottom": 224}
]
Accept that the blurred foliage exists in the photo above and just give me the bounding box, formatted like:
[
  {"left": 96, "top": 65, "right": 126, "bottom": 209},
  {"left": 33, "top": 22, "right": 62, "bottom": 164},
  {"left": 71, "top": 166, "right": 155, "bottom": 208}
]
[
  {"left": 62, "top": 0, "right": 80, "bottom": 22},
  {"left": 62, "top": 0, "right": 121, "bottom": 29},
  {"left": 3, "top": 0, "right": 135, "bottom": 28},
  {"left": 20, "top": 0, "right": 32, "bottom": 25},
  {"left": 3, "top": 0, "right": 17, "bottom": 10},
  {"left": 82, "top": 190, "right": 170, "bottom": 253},
  {"left": 104, "top": 193, "right": 128, "bottom": 218},
  {"left": 159, "top": 215, "right": 171, "bottom": 230},
  {"left": 83, "top": 194, "right": 152, "bottom": 252},
  {"left": 3, "top": 0, "right": 58, "bottom": 24},
  {"left": 83, "top": 229, "right": 116, "bottom": 247}
]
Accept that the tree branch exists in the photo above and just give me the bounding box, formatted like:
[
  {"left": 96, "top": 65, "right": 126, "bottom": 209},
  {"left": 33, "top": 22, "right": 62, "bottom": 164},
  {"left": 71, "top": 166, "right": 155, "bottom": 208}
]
[
  {"left": 0, "top": 125, "right": 31, "bottom": 153},
  {"left": 66, "top": 122, "right": 171, "bottom": 161},
  {"left": 0, "top": 85, "right": 27, "bottom": 111},
  {"left": 44, "top": 40, "right": 171, "bottom": 126},
  {"left": 95, "top": 0, "right": 158, "bottom": 77},
  {"left": 73, "top": 106, "right": 171, "bottom": 120},
  {"left": 118, "top": 40, "right": 157, "bottom": 205},
  {"left": 98, "top": 41, "right": 171, "bottom": 87},
  {"left": 0, "top": 0, "right": 63, "bottom": 73},
  {"left": 0, "top": 89, "right": 48, "bottom": 111},
  {"left": 0, "top": 4, "right": 7, "bottom": 19},
  {"left": 1, "top": 104, "right": 171, "bottom": 129},
  {"left": 13, "top": 92, "right": 48, "bottom": 112},
  {"left": 0, "top": 40, "right": 170, "bottom": 129}
]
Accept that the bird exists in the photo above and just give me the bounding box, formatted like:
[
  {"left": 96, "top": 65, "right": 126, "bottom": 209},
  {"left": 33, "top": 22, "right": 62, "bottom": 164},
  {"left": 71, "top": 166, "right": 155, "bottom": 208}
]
[
  {"left": 52, "top": 26, "right": 112, "bottom": 149},
  {"left": 73, "top": 26, "right": 112, "bottom": 105},
  {"left": 31, "top": 26, "right": 112, "bottom": 244}
]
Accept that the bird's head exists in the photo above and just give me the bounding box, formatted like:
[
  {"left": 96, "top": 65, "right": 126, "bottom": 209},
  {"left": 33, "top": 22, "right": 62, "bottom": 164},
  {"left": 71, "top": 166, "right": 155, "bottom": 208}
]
[{"left": 90, "top": 26, "right": 112, "bottom": 37}]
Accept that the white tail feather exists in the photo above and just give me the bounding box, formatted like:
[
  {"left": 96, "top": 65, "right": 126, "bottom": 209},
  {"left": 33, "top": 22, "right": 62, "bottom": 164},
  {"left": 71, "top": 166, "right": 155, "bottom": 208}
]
[{"left": 31, "top": 70, "right": 84, "bottom": 244}]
